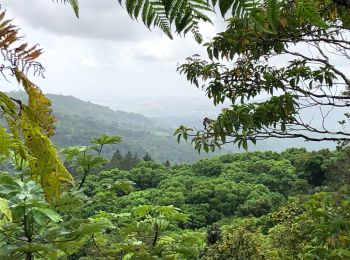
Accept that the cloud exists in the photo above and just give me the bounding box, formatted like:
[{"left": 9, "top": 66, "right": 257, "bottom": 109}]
[
  {"left": 2, "top": 0, "right": 156, "bottom": 41},
  {"left": 0, "top": 0, "right": 220, "bottom": 102}
]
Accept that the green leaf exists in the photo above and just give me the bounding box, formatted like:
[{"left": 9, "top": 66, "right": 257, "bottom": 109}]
[
  {"left": 32, "top": 207, "right": 62, "bottom": 222},
  {"left": 91, "top": 134, "right": 122, "bottom": 146},
  {"left": 0, "top": 197, "right": 12, "bottom": 223},
  {"left": 0, "top": 173, "right": 20, "bottom": 195}
]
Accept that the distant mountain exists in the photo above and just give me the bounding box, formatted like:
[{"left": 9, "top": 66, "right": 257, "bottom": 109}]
[
  {"left": 7, "top": 91, "right": 210, "bottom": 163},
  {"left": 91, "top": 95, "right": 338, "bottom": 152},
  {"left": 9, "top": 91, "right": 157, "bottom": 129},
  {"left": 7, "top": 91, "right": 337, "bottom": 162}
]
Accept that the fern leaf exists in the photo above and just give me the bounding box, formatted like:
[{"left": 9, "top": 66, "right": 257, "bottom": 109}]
[
  {"left": 119, "top": 0, "right": 212, "bottom": 42},
  {"left": 14, "top": 70, "right": 55, "bottom": 137},
  {"left": 0, "top": 10, "right": 44, "bottom": 76},
  {"left": 218, "top": 0, "right": 233, "bottom": 17},
  {"left": 266, "top": 0, "right": 279, "bottom": 31},
  {"left": 296, "top": 0, "right": 328, "bottom": 28},
  {"left": 0, "top": 9, "right": 72, "bottom": 201}
]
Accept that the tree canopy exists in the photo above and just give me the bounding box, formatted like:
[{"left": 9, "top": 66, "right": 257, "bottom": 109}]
[
  {"left": 174, "top": 0, "right": 350, "bottom": 151},
  {"left": 1, "top": 1, "right": 350, "bottom": 259}
]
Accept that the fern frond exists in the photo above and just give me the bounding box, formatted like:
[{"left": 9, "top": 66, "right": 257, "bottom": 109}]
[
  {"left": 0, "top": 9, "right": 72, "bottom": 201},
  {"left": 266, "top": 0, "right": 279, "bottom": 30},
  {"left": 19, "top": 112, "right": 73, "bottom": 201},
  {"left": 213, "top": 0, "right": 258, "bottom": 18},
  {"left": 119, "top": 0, "right": 212, "bottom": 42},
  {"left": 0, "top": 10, "right": 44, "bottom": 77},
  {"left": 211, "top": 0, "right": 327, "bottom": 32},
  {"left": 296, "top": 0, "right": 327, "bottom": 28},
  {"left": 14, "top": 69, "right": 55, "bottom": 137}
]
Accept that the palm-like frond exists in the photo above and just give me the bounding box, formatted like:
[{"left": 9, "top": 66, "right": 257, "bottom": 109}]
[
  {"left": 117, "top": 0, "right": 328, "bottom": 39},
  {"left": 91, "top": 134, "right": 122, "bottom": 146},
  {"left": 296, "top": 0, "right": 327, "bottom": 27},
  {"left": 118, "top": 0, "right": 212, "bottom": 42},
  {"left": 52, "top": 0, "right": 328, "bottom": 39}
]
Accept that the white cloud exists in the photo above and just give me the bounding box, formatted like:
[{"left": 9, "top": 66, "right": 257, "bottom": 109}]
[
  {"left": 0, "top": 0, "right": 223, "bottom": 104},
  {"left": 2, "top": 0, "right": 153, "bottom": 41}
]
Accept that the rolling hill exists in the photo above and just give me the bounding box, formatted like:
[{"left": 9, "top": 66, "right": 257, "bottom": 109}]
[{"left": 8, "top": 91, "right": 336, "bottom": 163}]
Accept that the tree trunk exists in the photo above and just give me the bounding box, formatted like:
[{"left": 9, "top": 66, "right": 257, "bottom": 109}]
[{"left": 25, "top": 252, "right": 33, "bottom": 260}]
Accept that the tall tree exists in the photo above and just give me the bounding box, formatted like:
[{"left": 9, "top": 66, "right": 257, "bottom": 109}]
[
  {"left": 108, "top": 149, "right": 124, "bottom": 169},
  {"left": 175, "top": 0, "right": 350, "bottom": 151},
  {"left": 143, "top": 152, "right": 153, "bottom": 162}
]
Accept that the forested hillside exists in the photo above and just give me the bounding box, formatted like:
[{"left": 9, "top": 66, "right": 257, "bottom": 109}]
[
  {"left": 1, "top": 0, "right": 350, "bottom": 259},
  {"left": 8, "top": 91, "right": 206, "bottom": 163},
  {"left": 7, "top": 91, "right": 335, "bottom": 163}
]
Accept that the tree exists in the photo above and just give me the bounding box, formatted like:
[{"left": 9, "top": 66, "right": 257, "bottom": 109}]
[
  {"left": 164, "top": 159, "right": 171, "bottom": 167},
  {"left": 174, "top": 1, "right": 350, "bottom": 151},
  {"left": 0, "top": 173, "right": 109, "bottom": 259},
  {"left": 62, "top": 134, "right": 121, "bottom": 190},
  {"left": 324, "top": 147, "right": 350, "bottom": 188},
  {"left": 107, "top": 149, "right": 124, "bottom": 170},
  {"left": 86, "top": 205, "right": 204, "bottom": 259},
  {"left": 143, "top": 152, "right": 153, "bottom": 162},
  {"left": 121, "top": 151, "right": 140, "bottom": 169},
  {"left": 192, "top": 158, "right": 223, "bottom": 177}
]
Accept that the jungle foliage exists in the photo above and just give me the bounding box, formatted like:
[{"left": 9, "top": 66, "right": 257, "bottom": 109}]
[
  {"left": 1, "top": 0, "right": 350, "bottom": 259},
  {"left": 1, "top": 137, "right": 350, "bottom": 258}
]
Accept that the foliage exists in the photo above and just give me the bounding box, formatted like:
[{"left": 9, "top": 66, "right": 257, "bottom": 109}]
[
  {"left": 1, "top": 130, "right": 350, "bottom": 259},
  {"left": 268, "top": 191, "right": 350, "bottom": 258},
  {"left": 0, "top": 9, "right": 72, "bottom": 201},
  {"left": 192, "top": 158, "right": 222, "bottom": 177},
  {"left": 175, "top": 0, "right": 350, "bottom": 151},
  {"left": 54, "top": 0, "right": 79, "bottom": 17},
  {"left": 106, "top": 150, "right": 141, "bottom": 171},
  {"left": 57, "top": 0, "right": 338, "bottom": 43},
  {"left": 324, "top": 147, "right": 350, "bottom": 189},
  {"left": 62, "top": 134, "right": 121, "bottom": 190},
  {"left": 82, "top": 150, "right": 317, "bottom": 229},
  {"left": 3, "top": 1, "right": 350, "bottom": 258},
  {"left": 201, "top": 221, "right": 271, "bottom": 259},
  {"left": 0, "top": 197, "right": 11, "bottom": 227},
  {"left": 202, "top": 189, "right": 350, "bottom": 259},
  {"left": 91, "top": 205, "right": 204, "bottom": 259},
  {"left": 0, "top": 173, "right": 109, "bottom": 259},
  {"left": 143, "top": 152, "right": 153, "bottom": 162}
]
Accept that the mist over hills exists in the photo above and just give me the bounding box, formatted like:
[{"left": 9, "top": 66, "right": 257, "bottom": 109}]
[
  {"left": 8, "top": 91, "right": 336, "bottom": 163},
  {"left": 8, "top": 91, "right": 208, "bottom": 163},
  {"left": 91, "top": 95, "right": 338, "bottom": 151}
]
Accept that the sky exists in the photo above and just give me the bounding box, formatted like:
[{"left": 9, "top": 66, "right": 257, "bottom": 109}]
[{"left": 1, "top": 0, "right": 223, "bottom": 102}]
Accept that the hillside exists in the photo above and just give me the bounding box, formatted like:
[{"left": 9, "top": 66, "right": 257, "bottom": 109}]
[
  {"left": 7, "top": 91, "right": 335, "bottom": 162},
  {"left": 8, "top": 91, "right": 156, "bottom": 129},
  {"left": 8, "top": 91, "right": 210, "bottom": 163}
]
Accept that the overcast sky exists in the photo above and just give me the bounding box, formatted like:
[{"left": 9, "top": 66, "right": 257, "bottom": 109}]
[{"left": 1, "top": 0, "right": 223, "bottom": 102}]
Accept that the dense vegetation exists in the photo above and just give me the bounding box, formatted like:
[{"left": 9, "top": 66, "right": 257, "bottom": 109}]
[
  {"left": 1, "top": 0, "right": 350, "bottom": 259},
  {"left": 1, "top": 139, "right": 350, "bottom": 259}
]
